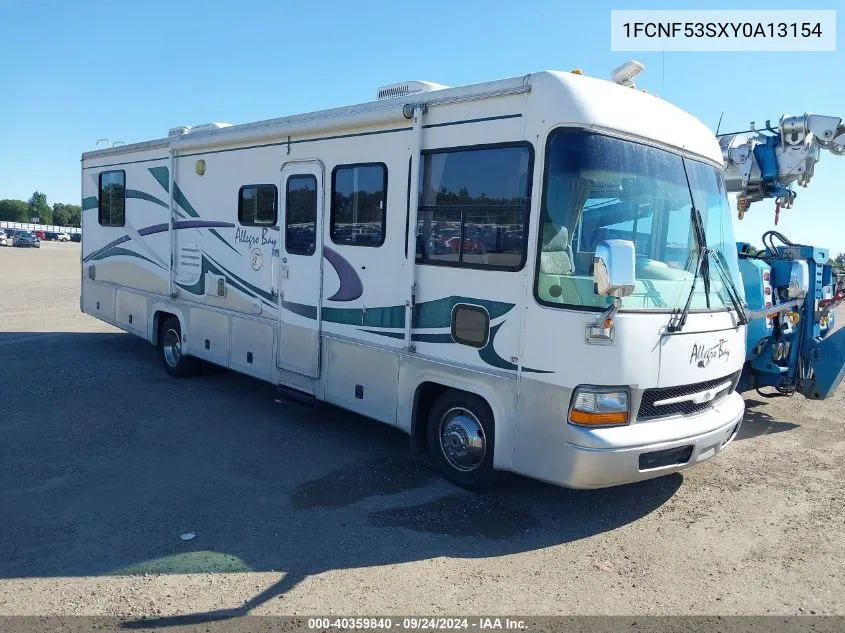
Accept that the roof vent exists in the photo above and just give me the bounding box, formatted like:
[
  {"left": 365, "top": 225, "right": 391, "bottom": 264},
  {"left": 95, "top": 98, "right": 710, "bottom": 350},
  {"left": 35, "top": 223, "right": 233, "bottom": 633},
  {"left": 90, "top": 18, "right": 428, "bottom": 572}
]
[
  {"left": 190, "top": 122, "right": 233, "bottom": 134},
  {"left": 377, "top": 80, "right": 449, "bottom": 100},
  {"left": 168, "top": 122, "right": 232, "bottom": 138}
]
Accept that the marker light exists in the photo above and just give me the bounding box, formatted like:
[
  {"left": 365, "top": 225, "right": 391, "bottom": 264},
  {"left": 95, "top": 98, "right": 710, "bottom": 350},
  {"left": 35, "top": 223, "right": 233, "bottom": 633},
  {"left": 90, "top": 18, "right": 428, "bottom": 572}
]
[{"left": 569, "top": 387, "right": 629, "bottom": 426}]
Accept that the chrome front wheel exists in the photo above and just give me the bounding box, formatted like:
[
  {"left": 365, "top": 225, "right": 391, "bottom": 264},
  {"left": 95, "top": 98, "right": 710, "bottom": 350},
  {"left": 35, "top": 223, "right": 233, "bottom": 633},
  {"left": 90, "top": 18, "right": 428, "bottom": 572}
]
[
  {"left": 439, "top": 407, "right": 487, "bottom": 473},
  {"left": 427, "top": 390, "right": 498, "bottom": 490}
]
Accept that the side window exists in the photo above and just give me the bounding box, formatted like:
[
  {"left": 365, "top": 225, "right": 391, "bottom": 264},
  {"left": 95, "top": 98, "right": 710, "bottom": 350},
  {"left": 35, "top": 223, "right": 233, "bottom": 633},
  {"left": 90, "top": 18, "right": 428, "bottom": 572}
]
[
  {"left": 239, "top": 184, "right": 277, "bottom": 226},
  {"left": 416, "top": 144, "right": 532, "bottom": 270},
  {"left": 331, "top": 163, "right": 387, "bottom": 246},
  {"left": 285, "top": 175, "right": 317, "bottom": 256},
  {"left": 451, "top": 304, "right": 490, "bottom": 348},
  {"left": 98, "top": 170, "right": 126, "bottom": 227}
]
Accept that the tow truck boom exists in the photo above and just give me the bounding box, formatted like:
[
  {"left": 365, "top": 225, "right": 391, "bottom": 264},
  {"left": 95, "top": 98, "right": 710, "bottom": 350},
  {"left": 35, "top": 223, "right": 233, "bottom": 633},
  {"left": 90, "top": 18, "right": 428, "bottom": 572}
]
[{"left": 719, "top": 113, "right": 845, "bottom": 220}]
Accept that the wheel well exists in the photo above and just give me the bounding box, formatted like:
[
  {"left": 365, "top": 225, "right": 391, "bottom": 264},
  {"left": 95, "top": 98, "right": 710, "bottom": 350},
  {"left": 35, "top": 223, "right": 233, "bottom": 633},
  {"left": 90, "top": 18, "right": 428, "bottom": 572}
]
[
  {"left": 411, "top": 382, "right": 494, "bottom": 453},
  {"left": 152, "top": 311, "right": 177, "bottom": 346},
  {"left": 411, "top": 382, "right": 450, "bottom": 453}
]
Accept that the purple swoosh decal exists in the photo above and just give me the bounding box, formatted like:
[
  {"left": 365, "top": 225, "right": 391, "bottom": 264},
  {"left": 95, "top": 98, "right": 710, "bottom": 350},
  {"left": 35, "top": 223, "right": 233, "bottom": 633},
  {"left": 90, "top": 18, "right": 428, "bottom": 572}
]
[
  {"left": 323, "top": 245, "right": 363, "bottom": 301},
  {"left": 173, "top": 220, "right": 235, "bottom": 230},
  {"left": 137, "top": 223, "right": 169, "bottom": 236},
  {"left": 136, "top": 221, "right": 235, "bottom": 236}
]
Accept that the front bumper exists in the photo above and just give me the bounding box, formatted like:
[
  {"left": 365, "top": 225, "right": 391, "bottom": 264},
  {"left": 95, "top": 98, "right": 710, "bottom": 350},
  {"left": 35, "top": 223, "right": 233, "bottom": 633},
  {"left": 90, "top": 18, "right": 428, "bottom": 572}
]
[{"left": 550, "top": 391, "right": 744, "bottom": 489}]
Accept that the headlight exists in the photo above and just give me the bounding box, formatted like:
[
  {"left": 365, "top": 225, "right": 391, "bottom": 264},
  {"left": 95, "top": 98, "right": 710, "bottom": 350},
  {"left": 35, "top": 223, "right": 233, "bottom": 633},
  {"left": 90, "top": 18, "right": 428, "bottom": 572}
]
[{"left": 569, "top": 386, "right": 630, "bottom": 426}]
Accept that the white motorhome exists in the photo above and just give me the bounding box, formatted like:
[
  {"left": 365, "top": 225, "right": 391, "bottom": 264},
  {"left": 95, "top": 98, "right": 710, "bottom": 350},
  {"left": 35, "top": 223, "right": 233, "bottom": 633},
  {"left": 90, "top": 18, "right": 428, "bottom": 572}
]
[{"left": 80, "top": 68, "right": 747, "bottom": 489}]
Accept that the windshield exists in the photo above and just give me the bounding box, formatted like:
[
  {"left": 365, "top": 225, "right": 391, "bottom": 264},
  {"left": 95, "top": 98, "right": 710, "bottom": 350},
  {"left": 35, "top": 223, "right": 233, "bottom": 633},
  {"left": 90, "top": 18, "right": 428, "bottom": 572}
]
[{"left": 535, "top": 129, "right": 743, "bottom": 312}]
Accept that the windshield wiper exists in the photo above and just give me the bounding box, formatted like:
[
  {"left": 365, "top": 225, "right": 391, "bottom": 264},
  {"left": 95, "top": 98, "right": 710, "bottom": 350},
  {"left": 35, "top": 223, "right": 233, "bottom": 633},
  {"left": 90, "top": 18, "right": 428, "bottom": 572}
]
[
  {"left": 668, "top": 244, "right": 707, "bottom": 332},
  {"left": 668, "top": 206, "right": 710, "bottom": 333},
  {"left": 668, "top": 207, "right": 748, "bottom": 332},
  {"left": 708, "top": 251, "right": 748, "bottom": 326}
]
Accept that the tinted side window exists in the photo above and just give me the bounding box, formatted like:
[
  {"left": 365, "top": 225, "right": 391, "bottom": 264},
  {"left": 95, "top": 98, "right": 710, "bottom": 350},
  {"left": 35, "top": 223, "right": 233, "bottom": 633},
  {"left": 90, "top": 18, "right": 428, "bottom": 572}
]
[
  {"left": 331, "top": 164, "right": 386, "bottom": 246},
  {"left": 420, "top": 147, "right": 530, "bottom": 207},
  {"left": 416, "top": 145, "right": 532, "bottom": 270},
  {"left": 286, "top": 175, "right": 317, "bottom": 256},
  {"left": 239, "top": 184, "right": 277, "bottom": 226},
  {"left": 98, "top": 170, "right": 126, "bottom": 227}
]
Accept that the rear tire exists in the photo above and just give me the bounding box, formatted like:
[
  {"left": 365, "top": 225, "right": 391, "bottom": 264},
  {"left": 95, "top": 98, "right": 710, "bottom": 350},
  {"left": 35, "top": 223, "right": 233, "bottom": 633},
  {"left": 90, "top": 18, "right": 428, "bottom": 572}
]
[
  {"left": 426, "top": 389, "right": 500, "bottom": 490},
  {"left": 159, "top": 317, "right": 199, "bottom": 378}
]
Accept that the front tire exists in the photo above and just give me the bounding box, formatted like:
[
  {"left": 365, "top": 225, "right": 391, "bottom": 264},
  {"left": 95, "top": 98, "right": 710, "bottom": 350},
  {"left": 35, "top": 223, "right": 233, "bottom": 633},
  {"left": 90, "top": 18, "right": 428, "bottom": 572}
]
[
  {"left": 159, "top": 317, "right": 199, "bottom": 378},
  {"left": 427, "top": 390, "right": 499, "bottom": 490}
]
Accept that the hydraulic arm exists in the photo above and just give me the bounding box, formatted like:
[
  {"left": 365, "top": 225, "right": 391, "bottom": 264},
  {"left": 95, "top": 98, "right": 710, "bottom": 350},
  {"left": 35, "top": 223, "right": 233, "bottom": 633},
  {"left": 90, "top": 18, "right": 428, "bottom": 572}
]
[{"left": 719, "top": 113, "right": 845, "bottom": 221}]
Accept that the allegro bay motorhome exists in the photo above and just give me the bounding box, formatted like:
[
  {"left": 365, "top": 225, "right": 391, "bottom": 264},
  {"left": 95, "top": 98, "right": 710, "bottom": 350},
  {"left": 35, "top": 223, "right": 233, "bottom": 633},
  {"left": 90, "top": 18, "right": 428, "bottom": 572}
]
[{"left": 81, "top": 69, "right": 748, "bottom": 489}]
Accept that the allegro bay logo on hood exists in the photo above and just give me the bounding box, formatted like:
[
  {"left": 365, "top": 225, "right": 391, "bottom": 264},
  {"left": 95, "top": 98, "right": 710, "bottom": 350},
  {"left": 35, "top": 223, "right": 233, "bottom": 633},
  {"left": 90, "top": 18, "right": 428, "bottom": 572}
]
[{"left": 690, "top": 338, "right": 730, "bottom": 368}]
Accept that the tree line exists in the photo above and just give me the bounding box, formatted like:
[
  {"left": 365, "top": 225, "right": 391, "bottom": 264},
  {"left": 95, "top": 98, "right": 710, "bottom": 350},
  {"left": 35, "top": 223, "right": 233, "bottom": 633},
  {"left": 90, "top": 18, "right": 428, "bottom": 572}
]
[{"left": 0, "top": 191, "right": 81, "bottom": 227}]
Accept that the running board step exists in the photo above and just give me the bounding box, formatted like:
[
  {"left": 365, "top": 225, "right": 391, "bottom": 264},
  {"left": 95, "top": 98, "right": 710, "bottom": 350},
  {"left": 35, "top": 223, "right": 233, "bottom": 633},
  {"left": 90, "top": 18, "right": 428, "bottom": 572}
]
[{"left": 274, "top": 384, "right": 316, "bottom": 407}]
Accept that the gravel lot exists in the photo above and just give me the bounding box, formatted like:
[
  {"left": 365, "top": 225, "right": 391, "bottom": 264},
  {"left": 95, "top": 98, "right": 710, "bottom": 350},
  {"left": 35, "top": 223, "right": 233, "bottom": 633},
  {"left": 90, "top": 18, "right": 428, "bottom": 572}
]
[{"left": 0, "top": 242, "right": 843, "bottom": 620}]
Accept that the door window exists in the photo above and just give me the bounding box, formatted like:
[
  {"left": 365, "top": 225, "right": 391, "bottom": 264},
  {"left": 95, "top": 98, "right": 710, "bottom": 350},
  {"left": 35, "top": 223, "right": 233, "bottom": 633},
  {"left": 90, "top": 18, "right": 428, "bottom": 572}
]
[{"left": 285, "top": 175, "right": 318, "bottom": 256}]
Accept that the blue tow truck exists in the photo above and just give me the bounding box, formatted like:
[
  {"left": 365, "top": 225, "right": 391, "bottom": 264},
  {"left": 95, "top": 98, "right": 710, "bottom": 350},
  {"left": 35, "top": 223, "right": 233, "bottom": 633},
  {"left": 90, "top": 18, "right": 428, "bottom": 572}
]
[{"left": 719, "top": 112, "right": 845, "bottom": 399}]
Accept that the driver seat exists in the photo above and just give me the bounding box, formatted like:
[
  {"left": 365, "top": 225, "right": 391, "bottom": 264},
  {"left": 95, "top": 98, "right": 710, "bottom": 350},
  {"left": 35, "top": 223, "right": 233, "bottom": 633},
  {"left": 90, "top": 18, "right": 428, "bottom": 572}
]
[{"left": 539, "top": 224, "right": 574, "bottom": 275}]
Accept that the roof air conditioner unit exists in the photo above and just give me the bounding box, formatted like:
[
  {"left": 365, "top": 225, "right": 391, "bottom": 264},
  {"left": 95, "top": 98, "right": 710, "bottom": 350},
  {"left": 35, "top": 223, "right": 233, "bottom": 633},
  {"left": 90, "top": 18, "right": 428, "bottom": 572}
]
[{"left": 377, "top": 80, "right": 449, "bottom": 100}]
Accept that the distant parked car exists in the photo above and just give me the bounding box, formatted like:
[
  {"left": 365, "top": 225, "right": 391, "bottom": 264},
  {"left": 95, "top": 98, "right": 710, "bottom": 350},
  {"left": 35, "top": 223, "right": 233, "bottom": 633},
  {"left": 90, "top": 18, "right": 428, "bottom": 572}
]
[
  {"left": 13, "top": 232, "right": 40, "bottom": 248},
  {"left": 44, "top": 232, "right": 58, "bottom": 241},
  {"left": 70, "top": 233, "right": 81, "bottom": 243},
  {"left": 33, "top": 230, "right": 46, "bottom": 240},
  {"left": 0, "top": 232, "right": 9, "bottom": 247},
  {"left": 55, "top": 232, "right": 71, "bottom": 242}
]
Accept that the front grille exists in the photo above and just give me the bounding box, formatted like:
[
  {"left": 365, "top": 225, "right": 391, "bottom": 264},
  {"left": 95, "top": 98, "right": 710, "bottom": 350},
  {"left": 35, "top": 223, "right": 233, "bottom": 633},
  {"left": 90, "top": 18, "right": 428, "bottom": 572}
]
[{"left": 637, "top": 372, "right": 740, "bottom": 420}]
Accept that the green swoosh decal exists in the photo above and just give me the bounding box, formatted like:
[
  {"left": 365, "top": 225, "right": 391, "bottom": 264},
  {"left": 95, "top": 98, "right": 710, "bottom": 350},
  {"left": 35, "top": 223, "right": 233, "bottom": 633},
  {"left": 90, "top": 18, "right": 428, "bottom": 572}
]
[
  {"left": 478, "top": 323, "right": 553, "bottom": 374},
  {"left": 148, "top": 166, "right": 169, "bottom": 193},
  {"left": 413, "top": 296, "right": 514, "bottom": 329},
  {"left": 90, "top": 246, "right": 167, "bottom": 271},
  {"left": 126, "top": 189, "right": 168, "bottom": 208}
]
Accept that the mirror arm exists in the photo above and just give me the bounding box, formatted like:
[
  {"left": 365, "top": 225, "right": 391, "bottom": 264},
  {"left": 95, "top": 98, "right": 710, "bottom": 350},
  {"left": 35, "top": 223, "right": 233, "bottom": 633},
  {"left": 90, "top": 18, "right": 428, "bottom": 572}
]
[
  {"left": 586, "top": 296, "right": 622, "bottom": 345},
  {"left": 598, "top": 296, "right": 622, "bottom": 329}
]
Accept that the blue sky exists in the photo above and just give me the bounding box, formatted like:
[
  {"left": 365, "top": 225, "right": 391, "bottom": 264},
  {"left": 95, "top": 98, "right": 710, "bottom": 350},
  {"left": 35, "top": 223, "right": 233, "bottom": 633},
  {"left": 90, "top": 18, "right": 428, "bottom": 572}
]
[{"left": 0, "top": 0, "right": 842, "bottom": 254}]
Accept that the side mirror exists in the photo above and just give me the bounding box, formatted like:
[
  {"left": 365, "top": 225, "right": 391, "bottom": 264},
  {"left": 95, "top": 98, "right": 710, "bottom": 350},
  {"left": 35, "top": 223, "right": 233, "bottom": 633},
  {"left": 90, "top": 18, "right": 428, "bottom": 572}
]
[{"left": 593, "top": 239, "right": 636, "bottom": 298}]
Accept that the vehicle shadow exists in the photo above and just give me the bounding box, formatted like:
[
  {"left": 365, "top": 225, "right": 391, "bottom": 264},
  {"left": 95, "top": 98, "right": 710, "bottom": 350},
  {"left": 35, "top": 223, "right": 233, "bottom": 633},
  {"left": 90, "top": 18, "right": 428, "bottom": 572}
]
[
  {"left": 736, "top": 397, "right": 799, "bottom": 440},
  {"left": 0, "top": 330, "right": 682, "bottom": 627}
]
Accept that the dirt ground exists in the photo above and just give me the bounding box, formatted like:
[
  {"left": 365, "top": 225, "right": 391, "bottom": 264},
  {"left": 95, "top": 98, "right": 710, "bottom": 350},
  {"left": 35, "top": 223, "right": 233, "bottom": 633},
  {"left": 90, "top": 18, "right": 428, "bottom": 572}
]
[{"left": 0, "top": 242, "right": 843, "bottom": 620}]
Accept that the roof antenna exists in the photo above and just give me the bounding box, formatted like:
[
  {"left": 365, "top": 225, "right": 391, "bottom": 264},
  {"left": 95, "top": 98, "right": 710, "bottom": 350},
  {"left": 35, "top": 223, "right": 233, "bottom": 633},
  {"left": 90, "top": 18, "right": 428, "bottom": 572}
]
[{"left": 715, "top": 112, "right": 724, "bottom": 136}]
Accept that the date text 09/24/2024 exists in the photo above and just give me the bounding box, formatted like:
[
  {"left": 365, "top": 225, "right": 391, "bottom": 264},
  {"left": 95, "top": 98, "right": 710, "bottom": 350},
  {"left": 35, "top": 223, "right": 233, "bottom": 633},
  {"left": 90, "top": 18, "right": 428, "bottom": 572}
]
[{"left": 307, "top": 617, "right": 527, "bottom": 630}]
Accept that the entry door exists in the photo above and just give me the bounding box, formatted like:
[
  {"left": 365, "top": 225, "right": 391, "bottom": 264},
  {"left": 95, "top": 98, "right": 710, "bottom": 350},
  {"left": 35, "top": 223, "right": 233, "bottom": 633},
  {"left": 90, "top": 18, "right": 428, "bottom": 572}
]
[{"left": 277, "top": 160, "right": 324, "bottom": 378}]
